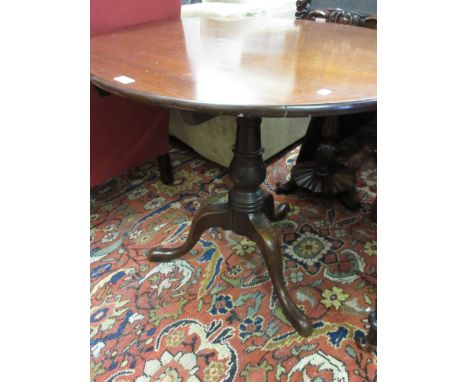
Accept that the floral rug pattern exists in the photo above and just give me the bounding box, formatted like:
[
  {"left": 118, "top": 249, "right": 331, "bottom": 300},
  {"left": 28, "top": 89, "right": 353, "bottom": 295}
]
[{"left": 91, "top": 139, "right": 377, "bottom": 382}]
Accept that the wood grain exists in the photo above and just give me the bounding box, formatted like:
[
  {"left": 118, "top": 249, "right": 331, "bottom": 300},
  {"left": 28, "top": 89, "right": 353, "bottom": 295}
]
[{"left": 91, "top": 17, "right": 376, "bottom": 117}]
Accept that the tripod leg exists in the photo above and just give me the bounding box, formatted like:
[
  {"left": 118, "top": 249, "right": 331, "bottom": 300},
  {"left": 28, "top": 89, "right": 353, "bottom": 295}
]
[
  {"left": 263, "top": 191, "right": 290, "bottom": 222},
  {"left": 147, "top": 203, "right": 232, "bottom": 262},
  {"left": 247, "top": 213, "right": 314, "bottom": 336}
]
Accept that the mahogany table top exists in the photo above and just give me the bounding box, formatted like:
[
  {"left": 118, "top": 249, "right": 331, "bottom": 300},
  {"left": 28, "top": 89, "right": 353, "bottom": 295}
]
[{"left": 91, "top": 17, "right": 376, "bottom": 117}]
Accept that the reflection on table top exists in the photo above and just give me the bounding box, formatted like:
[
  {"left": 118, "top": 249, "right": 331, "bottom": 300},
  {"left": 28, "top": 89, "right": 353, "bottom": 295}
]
[{"left": 91, "top": 17, "right": 376, "bottom": 117}]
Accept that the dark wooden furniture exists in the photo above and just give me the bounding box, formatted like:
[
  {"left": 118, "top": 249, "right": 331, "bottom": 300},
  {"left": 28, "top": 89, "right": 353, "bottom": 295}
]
[
  {"left": 277, "top": 1, "right": 377, "bottom": 209},
  {"left": 365, "top": 310, "right": 377, "bottom": 352},
  {"left": 91, "top": 17, "right": 376, "bottom": 336},
  {"left": 296, "top": 0, "right": 377, "bottom": 28},
  {"left": 356, "top": 271, "right": 377, "bottom": 352}
]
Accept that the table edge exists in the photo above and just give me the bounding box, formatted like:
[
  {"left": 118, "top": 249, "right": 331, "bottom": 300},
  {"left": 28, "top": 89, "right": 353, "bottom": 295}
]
[{"left": 91, "top": 75, "right": 377, "bottom": 118}]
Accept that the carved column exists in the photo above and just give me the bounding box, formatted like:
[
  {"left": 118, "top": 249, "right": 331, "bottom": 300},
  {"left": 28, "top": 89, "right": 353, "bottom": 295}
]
[{"left": 228, "top": 117, "right": 266, "bottom": 233}]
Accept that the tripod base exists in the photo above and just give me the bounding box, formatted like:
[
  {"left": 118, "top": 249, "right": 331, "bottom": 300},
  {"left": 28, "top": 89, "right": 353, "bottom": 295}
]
[
  {"left": 146, "top": 116, "right": 314, "bottom": 336},
  {"left": 147, "top": 191, "right": 313, "bottom": 336}
]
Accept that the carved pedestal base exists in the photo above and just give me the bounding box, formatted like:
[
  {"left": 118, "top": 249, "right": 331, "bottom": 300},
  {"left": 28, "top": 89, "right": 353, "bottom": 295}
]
[
  {"left": 146, "top": 116, "right": 314, "bottom": 336},
  {"left": 276, "top": 112, "right": 376, "bottom": 210},
  {"left": 277, "top": 115, "right": 361, "bottom": 210},
  {"left": 277, "top": 162, "right": 360, "bottom": 210}
]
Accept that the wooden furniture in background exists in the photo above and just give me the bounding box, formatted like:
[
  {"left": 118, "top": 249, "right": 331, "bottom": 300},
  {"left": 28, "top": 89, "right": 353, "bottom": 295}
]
[
  {"left": 277, "top": 0, "right": 377, "bottom": 209},
  {"left": 356, "top": 271, "right": 377, "bottom": 352},
  {"left": 91, "top": 17, "right": 376, "bottom": 336},
  {"left": 296, "top": 0, "right": 376, "bottom": 27},
  {"left": 364, "top": 310, "right": 377, "bottom": 352}
]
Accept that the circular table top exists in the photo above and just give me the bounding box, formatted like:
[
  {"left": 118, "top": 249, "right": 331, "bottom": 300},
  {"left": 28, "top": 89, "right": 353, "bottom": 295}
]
[{"left": 91, "top": 17, "right": 376, "bottom": 117}]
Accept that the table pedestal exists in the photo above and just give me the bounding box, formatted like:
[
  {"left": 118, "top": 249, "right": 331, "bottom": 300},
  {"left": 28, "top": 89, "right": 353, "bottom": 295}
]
[
  {"left": 276, "top": 115, "right": 360, "bottom": 210},
  {"left": 146, "top": 116, "right": 314, "bottom": 336}
]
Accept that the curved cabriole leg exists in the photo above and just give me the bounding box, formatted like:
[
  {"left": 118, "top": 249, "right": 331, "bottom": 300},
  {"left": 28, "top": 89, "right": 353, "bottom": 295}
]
[
  {"left": 146, "top": 203, "right": 232, "bottom": 262},
  {"left": 247, "top": 213, "right": 314, "bottom": 336},
  {"left": 263, "top": 191, "right": 290, "bottom": 222}
]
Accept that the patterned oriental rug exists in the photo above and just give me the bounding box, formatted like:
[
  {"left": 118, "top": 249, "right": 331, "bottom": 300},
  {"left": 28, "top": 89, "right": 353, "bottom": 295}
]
[{"left": 90, "top": 139, "right": 377, "bottom": 382}]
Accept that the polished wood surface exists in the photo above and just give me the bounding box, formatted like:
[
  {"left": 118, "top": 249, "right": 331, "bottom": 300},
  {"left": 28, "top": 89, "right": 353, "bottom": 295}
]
[{"left": 91, "top": 17, "right": 376, "bottom": 117}]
